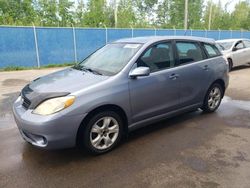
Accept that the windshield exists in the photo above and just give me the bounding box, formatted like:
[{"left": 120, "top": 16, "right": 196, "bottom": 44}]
[
  {"left": 216, "top": 41, "right": 234, "bottom": 51},
  {"left": 74, "top": 43, "right": 142, "bottom": 76}
]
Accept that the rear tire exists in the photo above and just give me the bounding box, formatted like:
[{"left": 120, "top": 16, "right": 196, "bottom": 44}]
[
  {"left": 79, "top": 111, "right": 124, "bottom": 155},
  {"left": 202, "top": 83, "right": 223, "bottom": 113}
]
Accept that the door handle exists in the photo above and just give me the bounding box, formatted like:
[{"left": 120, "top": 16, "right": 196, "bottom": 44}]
[
  {"left": 203, "top": 65, "right": 209, "bottom": 71},
  {"left": 169, "top": 73, "right": 179, "bottom": 80}
]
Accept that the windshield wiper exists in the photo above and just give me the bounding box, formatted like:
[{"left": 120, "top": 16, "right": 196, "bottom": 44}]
[
  {"left": 73, "top": 64, "right": 103, "bottom": 75},
  {"left": 84, "top": 67, "right": 103, "bottom": 75}
]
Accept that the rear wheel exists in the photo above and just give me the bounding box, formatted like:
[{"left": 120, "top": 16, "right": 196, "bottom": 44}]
[
  {"left": 80, "top": 111, "right": 124, "bottom": 154},
  {"left": 202, "top": 83, "right": 223, "bottom": 113}
]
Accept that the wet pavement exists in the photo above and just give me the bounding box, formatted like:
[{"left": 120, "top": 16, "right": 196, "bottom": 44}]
[{"left": 0, "top": 65, "right": 250, "bottom": 188}]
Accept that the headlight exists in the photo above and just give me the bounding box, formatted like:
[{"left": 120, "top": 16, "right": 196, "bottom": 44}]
[{"left": 33, "top": 96, "right": 75, "bottom": 115}]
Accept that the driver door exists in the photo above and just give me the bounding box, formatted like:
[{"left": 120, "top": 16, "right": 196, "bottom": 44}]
[
  {"left": 232, "top": 40, "right": 246, "bottom": 66},
  {"left": 128, "top": 41, "right": 181, "bottom": 123}
]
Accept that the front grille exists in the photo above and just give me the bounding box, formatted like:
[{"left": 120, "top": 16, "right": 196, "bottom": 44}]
[{"left": 22, "top": 95, "right": 31, "bottom": 109}]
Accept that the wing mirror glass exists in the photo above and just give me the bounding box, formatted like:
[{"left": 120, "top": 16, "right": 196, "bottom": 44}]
[{"left": 129, "top": 67, "right": 150, "bottom": 78}]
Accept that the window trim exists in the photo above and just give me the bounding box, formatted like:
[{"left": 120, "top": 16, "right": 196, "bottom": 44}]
[
  {"left": 134, "top": 39, "right": 177, "bottom": 73},
  {"left": 174, "top": 39, "right": 207, "bottom": 67}
]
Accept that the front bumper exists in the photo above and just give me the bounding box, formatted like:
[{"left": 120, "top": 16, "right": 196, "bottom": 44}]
[{"left": 13, "top": 97, "right": 87, "bottom": 149}]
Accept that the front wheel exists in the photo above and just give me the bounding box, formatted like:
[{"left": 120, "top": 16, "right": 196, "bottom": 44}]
[
  {"left": 80, "top": 111, "right": 124, "bottom": 154},
  {"left": 202, "top": 83, "right": 223, "bottom": 113}
]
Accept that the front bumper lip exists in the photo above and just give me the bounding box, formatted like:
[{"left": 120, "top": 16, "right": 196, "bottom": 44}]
[{"left": 13, "top": 97, "right": 87, "bottom": 150}]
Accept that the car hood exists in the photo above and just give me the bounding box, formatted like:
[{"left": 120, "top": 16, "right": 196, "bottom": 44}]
[{"left": 29, "top": 68, "right": 109, "bottom": 93}]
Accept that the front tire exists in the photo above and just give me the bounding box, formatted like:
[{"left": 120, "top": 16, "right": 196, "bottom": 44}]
[
  {"left": 228, "top": 58, "right": 233, "bottom": 71},
  {"left": 202, "top": 83, "right": 223, "bottom": 113},
  {"left": 80, "top": 111, "right": 124, "bottom": 154}
]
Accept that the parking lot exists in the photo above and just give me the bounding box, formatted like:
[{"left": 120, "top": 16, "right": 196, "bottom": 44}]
[{"left": 0, "top": 65, "right": 250, "bottom": 188}]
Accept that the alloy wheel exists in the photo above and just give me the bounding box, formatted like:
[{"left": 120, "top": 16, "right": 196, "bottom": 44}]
[{"left": 90, "top": 117, "right": 119, "bottom": 150}]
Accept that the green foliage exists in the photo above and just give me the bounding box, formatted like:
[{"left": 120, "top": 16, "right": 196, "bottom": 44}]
[{"left": 0, "top": 0, "right": 249, "bottom": 30}]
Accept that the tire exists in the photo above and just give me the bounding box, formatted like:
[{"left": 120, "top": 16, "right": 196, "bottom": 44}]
[
  {"left": 80, "top": 111, "right": 124, "bottom": 155},
  {"left": 202, "top": 83, "right": 223, "bottom": 113},
  {"left": 228, "top": 58, "right": 233, "bottom": 71}
]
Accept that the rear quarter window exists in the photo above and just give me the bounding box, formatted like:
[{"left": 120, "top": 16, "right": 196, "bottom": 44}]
[{"left": 203, "top": 43, "right": 221, "bottom": 58}]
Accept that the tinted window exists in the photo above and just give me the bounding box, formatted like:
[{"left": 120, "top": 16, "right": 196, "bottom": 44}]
[
  {"left": 176, "top": 42, "right": 203, "bottom": 64},
  {"left": 137, "top": 42, "right": 175, "bottom": 72},
  {"left": 243, "top": 40, "right": 250, "bottom": 48},
  {"left": 204, "top": 43, "right": 220, "bottom": 57}
]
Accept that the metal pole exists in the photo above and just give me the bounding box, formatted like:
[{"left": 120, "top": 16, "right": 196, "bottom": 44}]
[
  {"left": 130, "top": 26, "right": 134, "bottom": 38},
  {"left": 173, "top": 26, "right": 176, "bottom": 36},
  {"left": 33, "top": 23, "right": 40, "bottom": 68},
  {"left": 72, "top": 24, "right": 77, "bottom": 63},
  {"left": 190, "top": 28, "right": 192, "bottom": 36},
  {"left": 154, "top": 27, "right": 156, "bottom": 36},
  {"left": 241, "top": 29, "right": 243, "bottom": 38},
  {"left": 230, "top": 29, "right": 233, "bottom": 38},
  {"left": 218, "top": 29, "right": 221, "bottom": 40},
  {"left": 184, "top": 0, "right": 188, "bottom": 30},
  {"left": 103, "top": 24, "right": 108, "bottom": 44},
  {"left": 205, "top": 29, "right": 207, "bottom": 37}
]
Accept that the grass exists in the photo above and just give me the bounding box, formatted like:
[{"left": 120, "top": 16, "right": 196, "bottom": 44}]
[{"left": 0, "top": 63, "right": 75, "bottom": 72}]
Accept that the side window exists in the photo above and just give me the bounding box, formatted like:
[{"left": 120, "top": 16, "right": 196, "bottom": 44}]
[
  {"left": 137, "top": 42, "right": 175, "bottom": 72},
  {"left": 243, "top": 40, "right": 250, "bottom": 48},
  {"left": 176, "top": 41, "right": 203, "bottom": 65},
  {"left": 204, "top": 43, "right": 221, "bottom": 58},
  {"left": 235, "top": 41, "right": 244, "bottom": 50}
]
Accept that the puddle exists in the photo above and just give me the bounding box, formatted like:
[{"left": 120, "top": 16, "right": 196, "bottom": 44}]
[
  {"left": 2, "top": 79, "right": 29, "bottom": 86},
  {"left": 222, "top": 96, "right": 250, "bottom": 111},
  {"left": 218, "top": 96, "right": 250, "bottom": 128}
]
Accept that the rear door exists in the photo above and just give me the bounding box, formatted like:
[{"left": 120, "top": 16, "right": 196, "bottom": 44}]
[{"left": 173, "top": 40, "right": 212, "bottom": 107}]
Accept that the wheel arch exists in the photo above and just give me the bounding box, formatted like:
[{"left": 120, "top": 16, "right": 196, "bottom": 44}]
[
  {"left": 209, "top": 79, "right": 226, "bottom": 97},
  {"left": 76, "top": 104, "right": 128, "bottom": 146}
]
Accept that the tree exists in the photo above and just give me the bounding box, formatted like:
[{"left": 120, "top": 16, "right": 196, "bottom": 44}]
[
  {"left": 231, "top": 1, "right": 250, "bottom": 30},
  {"left": 74, "top": 0, "right": 85, "bottom": 27},
  {"left": 169, "top": 0, "right": 185, "bottom": 29},
  {"left": 58, "top": 0, "right": 74, "bottom": 27},
  {"left": 156, "top": 0, "right": 171, "bottom": 28},
  {"left": 35, "top": 0, "right": 59, "bottom": 26},
  {"left": 83, "top": 0, "right": 111, "bottom": 27},
  {"left": 116, "top": 0, "right": 136, "bottom": 28}
]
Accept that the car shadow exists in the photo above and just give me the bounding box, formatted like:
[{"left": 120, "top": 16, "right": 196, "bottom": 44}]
[{"left": 231, "top": 64, "right": 250, "bottom": 72}]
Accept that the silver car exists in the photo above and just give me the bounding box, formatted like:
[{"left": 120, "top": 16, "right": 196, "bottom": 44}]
[
  {"left": 216, "top": 38, "right": 250, "bottom": 71},
  {"left": 13, "top": 36, "right": 229, "bottom": 154}
]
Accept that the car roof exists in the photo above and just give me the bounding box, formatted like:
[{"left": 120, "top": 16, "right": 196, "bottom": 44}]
[
  {"left": 216, "top": 38, "right": 250, "bottom": 43},
  {"left": 114, "top": 36, "right": 215, "bottom": 44}
]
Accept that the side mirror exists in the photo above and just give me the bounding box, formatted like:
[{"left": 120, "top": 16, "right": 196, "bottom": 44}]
[{"left": 129, "top": 67, "right": 150, "bottom": 78}]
